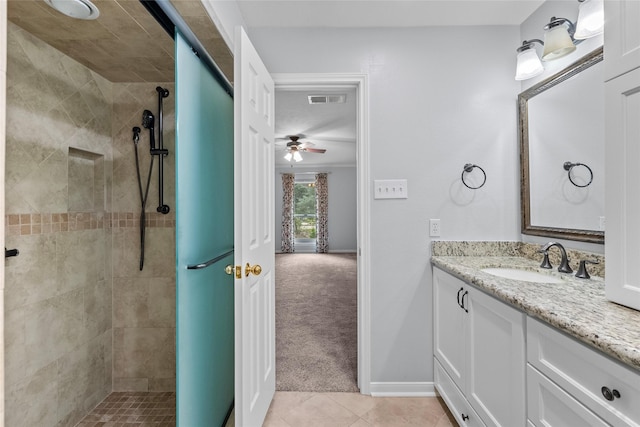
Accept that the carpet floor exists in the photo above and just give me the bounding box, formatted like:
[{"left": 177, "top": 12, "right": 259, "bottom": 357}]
[{"left": 275, "top": 253, "right": 359, "bottom": 392}]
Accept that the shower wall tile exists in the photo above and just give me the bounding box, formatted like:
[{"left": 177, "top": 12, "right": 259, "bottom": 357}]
[
  {"left": 5, "top": 362, "right": 58, "bottom": 427},
  {"left": 4, "top": 233, "right": 57, "bottom": 309},
  {"left": 5, "top": 22, "right": 114, "bottom": 427},
  {"left": 149, "top": 377, "right": 177, "bottom": 392},
  {"left": 4, "top": 306, "right": 26, "bottom": 389},
  {"left": 113, "top": 327, "right": 176, "bottom": 381},
  {"left": 113, "top": 276, "right": 175, "bottom": 328},
  {"left": 85, "top": 279, "right": 112, "bottom": 339},
  {"left": 112, "top": 227, "right": 176, "bottom": 279},
  {"left": 113, "top": 377, "right": 149, "bottom": 392},
  {"left": 57, "top": 336, "right": 105, "bottom": 426},
  {"left": 111, "top": 81, "right": 176, "bottom": 392}
]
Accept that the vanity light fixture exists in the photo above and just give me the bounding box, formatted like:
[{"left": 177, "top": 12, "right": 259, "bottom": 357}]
[
  {"left": 574, "top": 0, "right": 604, "bottom": 40},
  {"left": 542, "top": 17, "right": 578, "bottom": 61},
  {"left": 515, "top": 0, "right": 604, "bottom": 80},
  {"left": 515, "top": 39, "right": 544, "bottom": 81},
  {"left": 516, "top": 0, "right": 604, "bottom": 80}
]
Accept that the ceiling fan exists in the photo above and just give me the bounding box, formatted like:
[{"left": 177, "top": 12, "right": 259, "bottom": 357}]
[{"left": 280, "top": 135, "right": 327, "bottom": 162}]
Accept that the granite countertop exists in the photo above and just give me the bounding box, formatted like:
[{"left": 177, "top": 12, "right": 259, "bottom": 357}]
[{"left": 431, "top": 245, "right": 640, "bottom": 373}]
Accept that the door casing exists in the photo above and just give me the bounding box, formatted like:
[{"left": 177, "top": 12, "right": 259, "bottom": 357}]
[{"left": 273, "top": 73, "right": 371, "bottom": 394}]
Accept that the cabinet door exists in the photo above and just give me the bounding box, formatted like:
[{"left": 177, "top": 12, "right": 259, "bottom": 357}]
[
  {"left": 604, "top": 0, "right": 640, "bottom": 81},
  {"left": 467, "top": 287, "right": 526, "bottom": 427},
  {"left": 605, "top": 67, "right": 640, "bottom": 311},
  {"left": 433, "top": 268, "right": 467, "bottom": 391}
]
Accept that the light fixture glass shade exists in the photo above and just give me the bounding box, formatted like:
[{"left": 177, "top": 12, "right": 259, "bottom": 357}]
[
  {"left": 515, "top": 48, "right": 544, "bottom": 80},
  {"left": 293, "top": 151, "right": 303, "bottom": 162},
  {"left": 284, "top": 152, "right": 293, "bottom": 161},
  {"left": 574, "top": 0, "right": 604, "bottom": 39},
  {"left": 542, "top": 25, "right": 576, "bottom": 61}
]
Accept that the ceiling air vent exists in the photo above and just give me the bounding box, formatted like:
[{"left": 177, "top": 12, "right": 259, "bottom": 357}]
[{"left": 308, "top": 94, "right": 347, "bottom": 104}]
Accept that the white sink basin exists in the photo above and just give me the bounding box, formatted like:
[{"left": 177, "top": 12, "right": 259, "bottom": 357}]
[{"left": 481, "top": 268, "right": 565, "bottom": 284}]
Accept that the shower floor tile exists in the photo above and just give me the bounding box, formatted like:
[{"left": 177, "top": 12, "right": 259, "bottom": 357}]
[{"left": 75, "top": 391, "right": 176, "bottom": 427}]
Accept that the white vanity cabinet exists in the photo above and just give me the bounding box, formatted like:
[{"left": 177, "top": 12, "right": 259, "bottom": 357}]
[
  {"left": 605, "top": 56, "right": 640, "bottom": 311},
  {"left": 433, "top": 268, "right": 526, "bottom": 427},
  {"left": 605, "top": 0, "right": 640, "bottom": 311},
  {"left": 604, "top": 0, "right": 640, "bottom": 81},
  {"left": 527, "top": 318, "right": 640, "bottom": 427}
]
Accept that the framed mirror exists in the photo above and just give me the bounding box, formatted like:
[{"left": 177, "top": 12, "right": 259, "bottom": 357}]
[{"left": 519, "top": 47, "right": 604, "bottom": 244}]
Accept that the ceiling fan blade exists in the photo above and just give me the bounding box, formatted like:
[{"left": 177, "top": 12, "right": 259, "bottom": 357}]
[{"left": 304, "top": 148, "right": 326, "bottom": 153}]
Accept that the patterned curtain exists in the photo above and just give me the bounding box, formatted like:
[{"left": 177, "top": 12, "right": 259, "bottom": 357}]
[
  {"left": 315, "top": 173, "right": 329, "bottom": 253},
  {"left": 281, "top": 173, "right": 295, "bottom": 253}
]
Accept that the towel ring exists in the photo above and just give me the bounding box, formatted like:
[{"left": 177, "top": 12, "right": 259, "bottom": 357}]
[
  {"left": 563, "top": 161, "right": 593, "bottom": 188},
  {"left": 461, "top": 163, "right": 486, "bottom": 189}
]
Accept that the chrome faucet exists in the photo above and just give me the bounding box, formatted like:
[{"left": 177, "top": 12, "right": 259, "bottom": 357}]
[{"left": 538, "top": 242, "right": 573, "bottom": 274}]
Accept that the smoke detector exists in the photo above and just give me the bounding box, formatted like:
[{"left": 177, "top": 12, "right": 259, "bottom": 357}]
[
  {"left": 308, "top": 94, "right": 347, "bottom": 105},
  {"left": 44, "top": 0, "right": 100, "bottom": 20}
]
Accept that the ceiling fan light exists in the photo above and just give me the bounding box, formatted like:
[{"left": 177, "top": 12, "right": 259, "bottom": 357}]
[
  {"left": 542, "top": 22, "right": 576, "bottom": 61},
  {"left": 284, "top": 152, "right": 293, "bottom": 161},
  {"left": 574, "top": 0, "right": 604, "bottom": 40},
  {"left": 293, "top": 151, "right": 303, "bottom": 162}
]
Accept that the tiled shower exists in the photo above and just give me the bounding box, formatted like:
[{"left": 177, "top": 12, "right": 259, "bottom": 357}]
[{"left": 4, "top": 22, "right": 176, "bottom": 426}]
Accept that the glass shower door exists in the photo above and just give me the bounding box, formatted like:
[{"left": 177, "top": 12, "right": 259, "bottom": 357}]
[{"left": 175, "top": 30, "right": 234, "bottom": 426}]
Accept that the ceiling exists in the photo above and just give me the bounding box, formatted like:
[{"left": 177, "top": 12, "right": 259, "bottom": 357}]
[
  {"left": 7, "top": 0, "right": 544, "bottom": 167},
  {"left": 275, "top": 88, "right": 357, "bottom": 168},
  {"left": 237, "top": 0, "right": 545, "bottom": 28},
  {"left": 5, "top": 1, "right": 545, "bottom": 84},
  {"left": 7, "top": 0, "right": 233, "bottom": 83}
]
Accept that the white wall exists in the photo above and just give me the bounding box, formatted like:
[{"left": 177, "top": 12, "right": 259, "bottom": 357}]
[
  {"left": 251, "top": 26, "right": 521, "bottom": 384},
  {"left": 275, "top": 167, "right": 357, "bottom": 253}
]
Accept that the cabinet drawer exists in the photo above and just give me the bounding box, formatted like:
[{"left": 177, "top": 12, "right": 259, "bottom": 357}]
[
  {"left": 435, "top": 358, "right": 485, "bottom": 427},
  {"left": 528, "top": 364, "right": 609, "bottom": 427},
  {"left": 528, "top": 317, "right": 640, "bottom": 426}
]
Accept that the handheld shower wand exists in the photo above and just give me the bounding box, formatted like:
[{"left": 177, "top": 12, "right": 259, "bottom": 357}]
[
  {"left": 142, "top": 110, "right": 156, "bottom": 150},
  {"left": 132, "top": 125, "right": 154, "bottom": 271}
]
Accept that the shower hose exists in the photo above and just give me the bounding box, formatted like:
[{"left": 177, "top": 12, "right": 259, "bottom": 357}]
[{"left": 133, "top": 127, "right": 155, "bottom": 271}]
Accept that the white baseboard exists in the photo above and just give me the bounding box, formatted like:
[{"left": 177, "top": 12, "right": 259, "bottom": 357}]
[
  {"left": 328, "top": 249, "right": 357, "bottom": 253},
  {"left": 369, "top": 382, "right": 436, "bottom": 397}
]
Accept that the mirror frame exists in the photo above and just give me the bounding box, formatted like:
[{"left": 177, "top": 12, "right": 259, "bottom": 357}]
[{"left": 519, "top": 46, "right": 604, "bottom": 244}]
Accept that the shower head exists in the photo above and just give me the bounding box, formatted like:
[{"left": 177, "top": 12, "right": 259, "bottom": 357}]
[{"left": 142, "top": 110, "right": 156, "bottom": 150}]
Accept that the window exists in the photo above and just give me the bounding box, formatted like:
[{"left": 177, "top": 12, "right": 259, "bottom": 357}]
[{"left": 294, "top": 182, "right": 316, "bottom": 245}]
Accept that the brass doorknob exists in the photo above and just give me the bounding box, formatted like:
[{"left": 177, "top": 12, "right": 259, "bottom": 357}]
[
  {"left": 224, "top": 265, "right": 234, "bottom": 275},
  {"left": 245, "top": 263, "right": 262, "bottom": 277}
]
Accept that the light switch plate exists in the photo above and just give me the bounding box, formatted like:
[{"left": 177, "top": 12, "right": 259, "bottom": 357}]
[{"left": 374, "top": 179, "right": 408, "bottom": 199}]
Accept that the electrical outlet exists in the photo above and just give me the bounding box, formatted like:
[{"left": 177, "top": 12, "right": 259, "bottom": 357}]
[
  {"left": 429, "top": 219, "right": 441, "bottom": 237},
  {"left": 374, "top": 179, "right": 408, "bottom": 199},
  {"left": 599, "top": 216, "right": 606, "bottom": 231}
]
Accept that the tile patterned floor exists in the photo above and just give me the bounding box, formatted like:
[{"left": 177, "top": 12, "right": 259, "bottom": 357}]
[
  {"left": 263, "top": 392, "right": 457, "bottom": 427},
  {"left": 76, "top": 391, "right": 457, "bottom": 427},
  {"left": 75, "top": 392, "right": 176, "bottom": 427}
]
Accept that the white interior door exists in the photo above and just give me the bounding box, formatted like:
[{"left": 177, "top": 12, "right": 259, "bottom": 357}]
[{"left": 234, "top": 26, "right": 276, "bottom": 427}]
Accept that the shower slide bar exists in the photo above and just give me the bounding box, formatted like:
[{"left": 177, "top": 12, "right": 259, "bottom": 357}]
[{"left": 187, "top": 249, "right": 234, "bottom": 270}]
